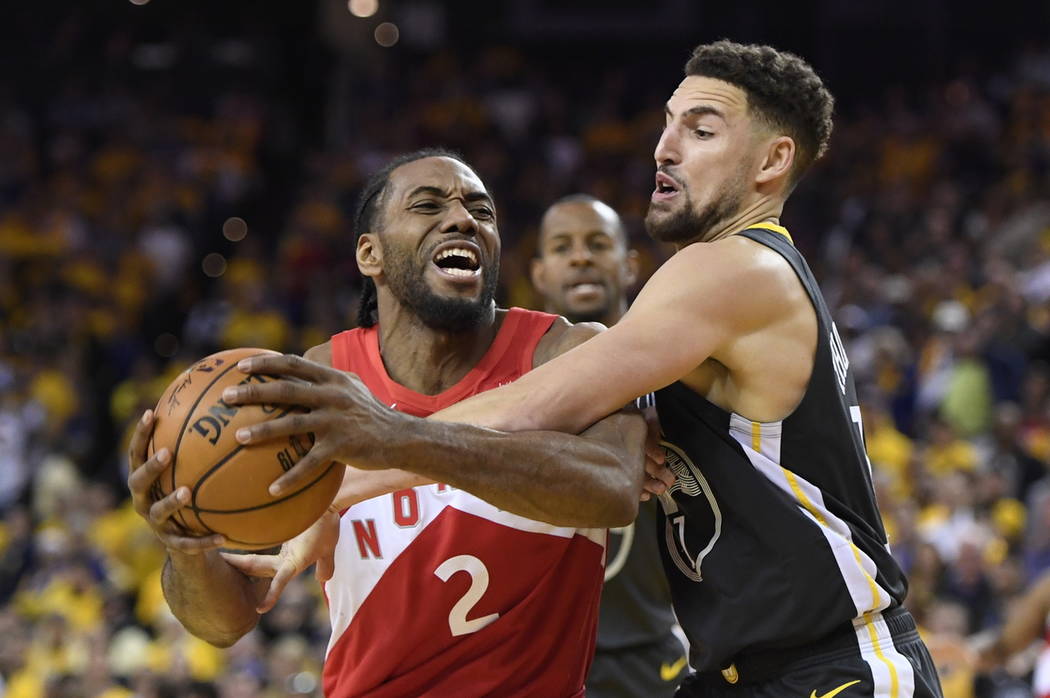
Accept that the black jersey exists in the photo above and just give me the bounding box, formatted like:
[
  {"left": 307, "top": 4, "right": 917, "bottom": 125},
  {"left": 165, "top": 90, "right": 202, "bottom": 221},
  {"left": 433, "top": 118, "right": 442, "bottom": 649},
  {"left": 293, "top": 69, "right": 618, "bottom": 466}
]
[
  {"left": 596, "top": 497, "right": 677, "bottom": 650},
  {"left": 655, "top": 224, "right": 907, "bottom": 673}
]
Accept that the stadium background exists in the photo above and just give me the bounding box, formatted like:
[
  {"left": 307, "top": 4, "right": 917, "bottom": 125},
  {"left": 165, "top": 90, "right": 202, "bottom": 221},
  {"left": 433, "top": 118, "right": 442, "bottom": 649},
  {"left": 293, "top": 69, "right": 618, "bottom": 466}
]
[{"left": 2, "top": 0, "right": 1050, "bottom": 696}]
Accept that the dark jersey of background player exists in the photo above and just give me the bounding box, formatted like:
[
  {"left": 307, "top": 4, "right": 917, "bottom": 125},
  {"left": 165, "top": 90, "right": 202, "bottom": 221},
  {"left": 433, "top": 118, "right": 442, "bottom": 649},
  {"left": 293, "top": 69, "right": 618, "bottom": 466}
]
[
  {"left": 422, "top": 42, "right": 944, "bottom": 698},
  {"left": 532, "top": 194, "right": 688, "bottom": 697}
]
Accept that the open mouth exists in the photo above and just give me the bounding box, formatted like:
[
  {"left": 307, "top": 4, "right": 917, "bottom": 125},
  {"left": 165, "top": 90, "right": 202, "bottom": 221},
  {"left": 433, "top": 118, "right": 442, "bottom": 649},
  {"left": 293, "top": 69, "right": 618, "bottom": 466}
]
[
  {"left": 652, "top": 172, "right": 681, "bottom": 202},
  {"left": 432, "top": 243, "right": 481, "bottom": 278},
  {"left": 565, "top": 280, "right": 605, "bottom": 301}
]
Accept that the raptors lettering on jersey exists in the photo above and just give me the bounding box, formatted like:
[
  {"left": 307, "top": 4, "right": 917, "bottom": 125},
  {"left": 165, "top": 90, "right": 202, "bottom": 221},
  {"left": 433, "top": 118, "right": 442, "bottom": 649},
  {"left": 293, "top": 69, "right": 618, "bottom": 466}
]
[{"left": 324, "top": 309, "right": 607, "bottom": 698}]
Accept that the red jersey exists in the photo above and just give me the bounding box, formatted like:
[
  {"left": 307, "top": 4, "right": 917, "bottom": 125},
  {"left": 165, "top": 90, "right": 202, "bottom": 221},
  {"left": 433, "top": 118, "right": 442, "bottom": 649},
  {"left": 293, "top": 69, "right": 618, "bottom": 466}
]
[{"left": 322, "top": 308, "right": 607, "bottom": 698}]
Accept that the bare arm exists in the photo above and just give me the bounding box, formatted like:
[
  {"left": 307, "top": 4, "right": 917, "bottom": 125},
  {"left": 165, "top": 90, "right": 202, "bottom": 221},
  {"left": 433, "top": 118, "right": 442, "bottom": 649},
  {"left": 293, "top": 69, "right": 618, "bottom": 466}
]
[
  {"left": 978, "top": 572, "right": 1050, "bottom": 668},
  {"left": 162, "top": 551, "right": 268, "bottom": 647},
  {"left": 127, "top": 410, "right": 267, "bottom": 647},
  {"left": 431, "top": 238, "right": 786, "bottom": 433},
  {"left": 229, "top": 322, "right": 648, "bottom": 527}
]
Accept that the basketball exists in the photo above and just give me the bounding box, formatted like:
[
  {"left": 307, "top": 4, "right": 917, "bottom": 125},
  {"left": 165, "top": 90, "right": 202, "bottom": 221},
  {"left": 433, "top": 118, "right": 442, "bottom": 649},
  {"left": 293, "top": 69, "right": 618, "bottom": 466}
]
[{"left": 147, "top": 347, "right": 343, "bottom": 550}]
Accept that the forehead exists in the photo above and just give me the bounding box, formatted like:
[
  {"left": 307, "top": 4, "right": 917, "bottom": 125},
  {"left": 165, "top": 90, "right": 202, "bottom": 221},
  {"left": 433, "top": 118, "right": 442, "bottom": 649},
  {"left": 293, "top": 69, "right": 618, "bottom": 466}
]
[
  {"left": 540, "top": 201, "right": 622, "bottom": 243},
  {"left": 387, "top": 157, "right": 488, "bottom": 199},
  {"left": 666, "top": 75, "right": 749, "bottom": 120}
]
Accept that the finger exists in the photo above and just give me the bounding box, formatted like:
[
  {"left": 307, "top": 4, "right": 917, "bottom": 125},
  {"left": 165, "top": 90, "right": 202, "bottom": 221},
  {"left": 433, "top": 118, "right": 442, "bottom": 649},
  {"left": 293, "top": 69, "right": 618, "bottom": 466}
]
[
  {"left": 315, "top": 552, "right": 335, "bottom": 583},
  {"left": 127, "top": 409, "right": 156, "bottom": 471},
  {"left": 258, "top": 562, "right": 298, "bottom": 613},
  {"left": 222, "top": 379, "right": 334, "bottom": 409},
  {"left": 149, "top": 487, "right": 191, "bottom": 525},
  {"left": 639, "top": 491, "right": 651, "bottom": 502},
  {"left": 237, "top": 353, "right": 334, "bottom": 383},
  {"left": 128, "top": 448, "right": 172, "bottom": 504},
  {"left": 643, "top": 477, "right": 667, "bottom": 496},
  {"left": 645, "top": 442, "right": 665, "bottom": 464},
  {"left": 645, "top": 461, "right": 675, "bottom": 489},
  {"left": 269, "top": 452, "right": 332, "bottom": 497},
  {"left": 220, "top": 552, "right": 280, "bottom": 579},
  {"left": 164, "top": 533, "right": 227, "bottom": 554},
  {"left": 234, "top": 412, "right": 320, "bottom": 445}
]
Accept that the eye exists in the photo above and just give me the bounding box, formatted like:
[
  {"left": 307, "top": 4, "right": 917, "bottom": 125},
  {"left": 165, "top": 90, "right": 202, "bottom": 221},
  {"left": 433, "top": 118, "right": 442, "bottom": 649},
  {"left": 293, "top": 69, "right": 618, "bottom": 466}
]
[
  {"left": 411, "top": 201, "right": 441, "bottom": 213},
  {"left": 590, "top": 239, "right": 612, "bottom": 252},
  {"left": 694, "top": 128, "right": 714, "bottom": 139},
  {"left": 471, "top": 207, "right": 494, "bottom": 220}
]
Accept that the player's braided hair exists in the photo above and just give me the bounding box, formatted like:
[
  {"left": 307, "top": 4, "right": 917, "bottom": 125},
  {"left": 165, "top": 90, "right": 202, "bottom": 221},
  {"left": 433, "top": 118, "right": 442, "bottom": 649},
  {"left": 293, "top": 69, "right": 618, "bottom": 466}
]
[
  {"left": 352, "top": 147, "right": 470, "bottom": 328},
  {"left": 685, "top": 40, "right": 834, "bottom": 185}
]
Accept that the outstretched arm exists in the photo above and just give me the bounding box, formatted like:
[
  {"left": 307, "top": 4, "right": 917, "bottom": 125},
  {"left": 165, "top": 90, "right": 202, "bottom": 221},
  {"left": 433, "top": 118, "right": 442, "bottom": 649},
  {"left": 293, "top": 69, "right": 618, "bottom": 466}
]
[
  {"left": 429, "top": 240, "right": 769, "bottom": 434},
  {"left": 226, "top": 322, "right": 648, "bottom": 527}
]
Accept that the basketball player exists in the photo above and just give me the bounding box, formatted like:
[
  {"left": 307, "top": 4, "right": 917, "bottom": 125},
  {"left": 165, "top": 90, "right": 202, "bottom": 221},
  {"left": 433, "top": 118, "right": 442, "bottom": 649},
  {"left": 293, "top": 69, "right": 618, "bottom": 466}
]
[
  {"left": 532, "top": 194, "right": 687, "bottom": 697},
  {"left": 126, "top": 149, "right": 651, "bottom": 697},
  {"left": 237, "top": 42, "right": 945, "bottom": 696}
]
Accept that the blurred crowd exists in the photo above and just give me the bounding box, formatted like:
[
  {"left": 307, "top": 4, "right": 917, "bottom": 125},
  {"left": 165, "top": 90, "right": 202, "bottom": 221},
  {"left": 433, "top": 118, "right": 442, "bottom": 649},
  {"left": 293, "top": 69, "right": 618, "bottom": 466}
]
[{"left": 2, "top": 11, "right": 1050, "bottom": 697}]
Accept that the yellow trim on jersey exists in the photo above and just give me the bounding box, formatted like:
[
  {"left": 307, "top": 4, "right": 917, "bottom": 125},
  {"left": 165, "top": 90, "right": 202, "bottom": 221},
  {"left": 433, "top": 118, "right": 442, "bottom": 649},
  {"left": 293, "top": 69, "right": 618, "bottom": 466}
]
[
  {"left": 747, "top": 221, "right": 794, "bottom": 244},
  {"left": 751, "top": 421, "right": 762, "bottom": 453},
  {"left": 862, "top": 614, "right": 901, "bottom": 698},
  {"left": 782, "top": 467, "right": 884, "bottom": 611}
]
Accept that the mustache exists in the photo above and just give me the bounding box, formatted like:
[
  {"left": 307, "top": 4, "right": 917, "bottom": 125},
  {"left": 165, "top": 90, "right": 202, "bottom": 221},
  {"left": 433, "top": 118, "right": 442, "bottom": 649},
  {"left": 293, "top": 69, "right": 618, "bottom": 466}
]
[{"left": 656, "top": 166, "right": 686, "bottom": 189}]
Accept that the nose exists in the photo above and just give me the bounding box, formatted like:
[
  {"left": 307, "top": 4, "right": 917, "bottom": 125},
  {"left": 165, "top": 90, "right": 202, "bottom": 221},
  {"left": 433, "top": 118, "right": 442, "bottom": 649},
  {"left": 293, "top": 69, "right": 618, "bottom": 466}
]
[
  {"left": 654, "top": 125, "right": 680, "bottom": 167},
  {"left": 569, "top": 241, "right": 592, "bottom": 267},
  {"left": 441, "top": 199, "right": 479, "bottom": 236}
]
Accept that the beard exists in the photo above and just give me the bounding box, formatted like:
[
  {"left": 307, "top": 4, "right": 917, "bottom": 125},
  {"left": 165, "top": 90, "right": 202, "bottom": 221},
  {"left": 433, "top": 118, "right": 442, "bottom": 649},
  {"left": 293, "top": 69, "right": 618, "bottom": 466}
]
[
  {"left": 645, "top": 177, "right": 746, "bottom": 244},
  {"left": 382, "top": 242, "right": 500, "bottom": 332}
]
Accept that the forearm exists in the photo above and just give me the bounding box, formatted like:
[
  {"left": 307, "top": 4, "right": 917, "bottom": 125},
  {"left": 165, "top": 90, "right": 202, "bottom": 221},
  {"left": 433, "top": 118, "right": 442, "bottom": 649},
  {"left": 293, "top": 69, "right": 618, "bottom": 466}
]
[
  {"left": 355, "top": 412, "right": 646, "bottom": 527},
  {"left": 332, "top": 466, "right": 433, "bottom": 510},
  {"left": 162, "top": 550, "right": 262, "bottom": 647}
]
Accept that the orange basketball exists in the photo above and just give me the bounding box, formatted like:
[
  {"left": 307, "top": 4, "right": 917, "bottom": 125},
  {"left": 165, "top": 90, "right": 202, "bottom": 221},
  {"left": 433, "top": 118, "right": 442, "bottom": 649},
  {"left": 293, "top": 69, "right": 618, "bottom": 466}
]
[{"left": 147, "top": 347, "right": 342, "bottom": 550}]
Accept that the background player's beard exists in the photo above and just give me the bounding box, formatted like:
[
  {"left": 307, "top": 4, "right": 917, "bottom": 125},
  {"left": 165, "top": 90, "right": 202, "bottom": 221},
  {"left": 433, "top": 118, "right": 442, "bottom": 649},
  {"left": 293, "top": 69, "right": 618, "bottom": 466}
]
[
  {"left": 645, "top": 176, "right": 746, "bottom": 244},
  {"left": 382, "top": 242, "right": 500, "bottom": 332}
]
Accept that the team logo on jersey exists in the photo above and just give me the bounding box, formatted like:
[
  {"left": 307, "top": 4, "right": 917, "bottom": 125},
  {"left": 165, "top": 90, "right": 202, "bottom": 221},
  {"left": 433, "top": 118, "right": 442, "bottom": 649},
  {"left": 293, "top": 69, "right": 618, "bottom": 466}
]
[{"left": 658, "top": 440, "right": 722, "bottom": 582}]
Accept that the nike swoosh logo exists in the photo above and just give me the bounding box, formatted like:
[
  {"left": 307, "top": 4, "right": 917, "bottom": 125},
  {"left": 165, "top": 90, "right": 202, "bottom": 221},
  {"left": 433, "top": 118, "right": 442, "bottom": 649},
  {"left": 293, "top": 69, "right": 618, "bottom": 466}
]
[
  {"left": 810, "top": 679, "right": 861, "bottom": 698},
  {"left": 660, "top": 656, "right": 688, "bottom": 681}
]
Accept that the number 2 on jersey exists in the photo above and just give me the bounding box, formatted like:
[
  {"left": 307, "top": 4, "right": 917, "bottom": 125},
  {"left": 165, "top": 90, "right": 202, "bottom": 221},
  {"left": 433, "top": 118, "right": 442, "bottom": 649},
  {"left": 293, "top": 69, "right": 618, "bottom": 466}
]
[{"left": 434, "top": 555, "right": 499, "bottom": 637}]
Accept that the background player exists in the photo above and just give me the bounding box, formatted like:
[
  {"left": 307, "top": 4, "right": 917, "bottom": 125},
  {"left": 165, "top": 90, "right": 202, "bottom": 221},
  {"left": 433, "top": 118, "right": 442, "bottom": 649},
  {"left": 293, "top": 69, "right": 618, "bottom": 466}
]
[
  {"left": 240, "top": 42, "right": 944, "bottom": 696},
  {"left": 127, "top": 149, "right": 649, "bottom": 696},
  {"left": 531, "top": 194, "right": 687, "bottom": 697}
]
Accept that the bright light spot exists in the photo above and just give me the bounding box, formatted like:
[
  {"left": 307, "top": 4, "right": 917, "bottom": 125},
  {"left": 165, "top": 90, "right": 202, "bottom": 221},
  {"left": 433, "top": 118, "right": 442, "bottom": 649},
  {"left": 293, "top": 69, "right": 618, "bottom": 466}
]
[
  {"left": 202, "top": 253, "right": 227, "bottom": 278},
  {"left": 348, "top": 0, "right": 378, "bottom": 18},
  {"left": 374, "top": 22, "right": 399, "bottom": 47},
  {"left": 222, "top": 217, "right": 248, "bottom": 242},
  {"left": 129, "top": 0, "right": 151, "bottom": 5}
]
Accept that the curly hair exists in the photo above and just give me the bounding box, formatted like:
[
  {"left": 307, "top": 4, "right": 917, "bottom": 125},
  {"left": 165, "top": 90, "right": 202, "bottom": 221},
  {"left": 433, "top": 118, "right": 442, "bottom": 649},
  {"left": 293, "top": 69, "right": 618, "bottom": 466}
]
[
  {"left": 352, "top": 147, "right": 470, "bottom": 328},
  {"left": 684, "top": 40, "right": 834, "bottom": 184}
]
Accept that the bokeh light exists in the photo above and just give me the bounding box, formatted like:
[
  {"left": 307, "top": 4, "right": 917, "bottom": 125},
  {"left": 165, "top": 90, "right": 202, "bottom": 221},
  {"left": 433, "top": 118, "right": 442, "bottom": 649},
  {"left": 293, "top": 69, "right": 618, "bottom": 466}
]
[
  {"left": 374, "top": 22, "right": 399, "bottom": 48},
  {"left": 202, "top": 253, "right": 227, "bottom": 278},
  {"left": 222, "top": 216, "right": 248, "bottom": 241},
  {"left": 348, "top": 0, "right": 378, "bottom": 18}
]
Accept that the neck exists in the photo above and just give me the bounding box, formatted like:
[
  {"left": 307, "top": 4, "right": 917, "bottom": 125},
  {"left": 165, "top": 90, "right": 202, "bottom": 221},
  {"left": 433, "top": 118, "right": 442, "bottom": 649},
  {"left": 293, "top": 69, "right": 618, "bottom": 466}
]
[
  {"left": 676, "top": 197, "right": 784, "bottom": 250},
  {"left": 374, "top": 296, "right": 501, "bottom": 396}
]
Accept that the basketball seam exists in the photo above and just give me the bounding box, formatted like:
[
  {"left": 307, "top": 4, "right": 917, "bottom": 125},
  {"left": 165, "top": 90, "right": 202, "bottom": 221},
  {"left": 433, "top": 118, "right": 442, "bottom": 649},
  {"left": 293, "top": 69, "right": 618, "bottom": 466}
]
[
  {"left": 167, "top": 353, "right": 271, "bottom": 507},
  {"left": 192, "top": 461, "right": 337, "bottom": 514}
]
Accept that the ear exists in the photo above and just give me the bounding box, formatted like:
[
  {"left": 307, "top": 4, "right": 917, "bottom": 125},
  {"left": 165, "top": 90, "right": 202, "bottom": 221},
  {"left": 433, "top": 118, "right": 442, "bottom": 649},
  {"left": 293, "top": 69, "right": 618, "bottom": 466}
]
[
  {"left": 755, "top": 135, "right": 795, "bottom": 187},
  {"left": 357, "top": 233, "right": 383, "bottom": 281},
  {"left": 623, "top": 249, "right": 640, "bottom": 288},
  {"left": 530, "top": 257, "right": 548, "bottom": 295}
]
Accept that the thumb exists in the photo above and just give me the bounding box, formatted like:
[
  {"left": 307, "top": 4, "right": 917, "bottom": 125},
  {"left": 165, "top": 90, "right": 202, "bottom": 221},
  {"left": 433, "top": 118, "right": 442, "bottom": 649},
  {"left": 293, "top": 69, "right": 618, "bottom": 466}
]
[
  {"left": 221, "top": 552, "right": 280, "bottom": 579},
  {"left": 258, "top": 562, "right": 297, "bottom": 614}
]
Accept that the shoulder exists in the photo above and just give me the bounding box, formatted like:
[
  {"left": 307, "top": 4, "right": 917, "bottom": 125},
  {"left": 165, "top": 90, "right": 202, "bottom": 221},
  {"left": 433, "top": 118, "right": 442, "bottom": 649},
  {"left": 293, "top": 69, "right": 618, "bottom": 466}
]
[
  {"left": 304, "top": 340, "right": 333, "bottom": 367},
  {"left": 641, "top": 236, "right": 807, "bottom": 328},
  {"left": 532, "top": 316, "right": 606, "bottom": 367}
]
